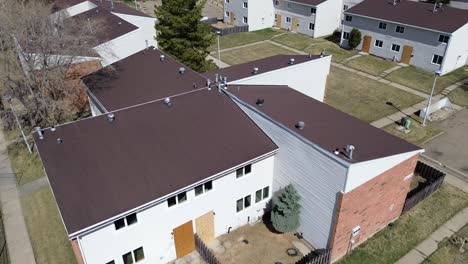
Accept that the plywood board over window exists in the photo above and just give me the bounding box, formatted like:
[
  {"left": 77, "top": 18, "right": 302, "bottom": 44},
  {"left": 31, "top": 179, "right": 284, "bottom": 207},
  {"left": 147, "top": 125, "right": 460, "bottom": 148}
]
[
  {"left": 173, "top": 221, "right": 195, "bottom": 258},
  {"left": 195, "top": 211, "right": 215, "bottom": 243}
]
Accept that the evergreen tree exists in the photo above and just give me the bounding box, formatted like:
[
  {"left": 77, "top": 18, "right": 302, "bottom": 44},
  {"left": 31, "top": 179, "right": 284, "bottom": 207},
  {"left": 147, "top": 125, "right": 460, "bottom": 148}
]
[
  {"left": 155, "top": 0, "right": 216, "bottom": 72},
  {"left": 348, "top": 28, "right": 362, "bottom": 50},
  {"left": 271, "top": 184, "right": 301, "bottom": 233}
]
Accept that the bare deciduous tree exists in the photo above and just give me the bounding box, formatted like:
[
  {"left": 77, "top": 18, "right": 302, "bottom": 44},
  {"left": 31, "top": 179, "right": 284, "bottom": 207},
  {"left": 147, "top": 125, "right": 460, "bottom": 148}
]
[{"left": 0, "top": 0, "right": 106, "bottom": 128}]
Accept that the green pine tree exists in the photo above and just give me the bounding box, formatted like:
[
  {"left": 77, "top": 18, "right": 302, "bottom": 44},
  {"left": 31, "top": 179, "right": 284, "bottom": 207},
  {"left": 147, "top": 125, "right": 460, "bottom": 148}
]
[
  {"left": 154, "top": 0, "right": 216, "bottom": 72},
  {"left": 348, "top": 28, "right": 362, "bottom": 50},
  {"left": 271, "top": 184, "right": 301, "bottom": 233}
]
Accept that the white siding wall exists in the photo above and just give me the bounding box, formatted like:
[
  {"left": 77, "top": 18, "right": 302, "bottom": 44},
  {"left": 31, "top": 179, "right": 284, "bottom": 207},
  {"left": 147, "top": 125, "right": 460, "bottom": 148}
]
[
  {"left": 314, "top": 0, "right": 342, "bottom": 37},
  {"left": 229, "top": 55, "right": 331, "bottom": 102},
  {"left": 441, "top": 23, "right": 468, "bottom": 75},
  {"left": 344, "top": 150, "right": 422, "bottom": 193},
  {"left": 248, "top": 0, "right": 275, "bottom": 31},
  {"left": 77, "top": 155, "right": 275, "bottom": 264},
  {"left": 232, "top": 100, "right": 348, "bottom": 249}
]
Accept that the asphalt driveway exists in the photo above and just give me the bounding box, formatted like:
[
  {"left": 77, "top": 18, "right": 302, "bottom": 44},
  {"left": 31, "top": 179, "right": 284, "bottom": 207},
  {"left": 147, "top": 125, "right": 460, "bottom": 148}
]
[{"left": 424, "top": 109, "right": 468, "bottom": 174}]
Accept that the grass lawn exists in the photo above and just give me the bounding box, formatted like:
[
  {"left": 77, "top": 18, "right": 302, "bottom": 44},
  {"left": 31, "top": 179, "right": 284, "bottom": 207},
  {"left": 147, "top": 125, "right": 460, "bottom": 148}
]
[
  {"left": 326, "top": 67, "right": 423, "bottom": 123},
  {"left": 383, "top": 115, "right": 444, "bottom": 146},
  {"left": 385, "top": 66, "right": 468, "bottom": 95},
  {"left": 423, "top": 224, "right": 468, "bottom": 264},
  {"left": 220, "top": 42, "right": 298, "bottom": 65},
  {"left": 339, "top": 184, "right": 468, "bottom": 264},
  {"left": 7, "top": 141, "right": 44, "bottom": 185},
  {"left": 209, "top": 28, "right": 283, "bottom": 52},
  {"left": 448, "top": 86, "right": 468, "bottom": 107},
  {"left": 270, "top": 32, "right": 325, "bottom": 51},
  {"left": 21, "top": 187, "right": 76, "bottom": 264},
  {"left": 304, "top": 42, "right": 357, "bottom": 63},
  {"left": 345, "top": 55, "right": 397, "bottom": 76}
]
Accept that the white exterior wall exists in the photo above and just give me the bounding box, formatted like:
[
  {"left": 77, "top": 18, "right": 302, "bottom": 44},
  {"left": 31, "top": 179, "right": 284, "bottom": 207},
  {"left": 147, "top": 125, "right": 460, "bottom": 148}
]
[
  {"left": 77, "top": 155, "right": 275, "bottom": 264},
  {"left": 441, "top": 23, "right": 468, "bottom": 75},
  {"left": 231, "top": 99, "right": 348, "bottom": 249},
  {"left": 95, "top": 13, "right": 157, "bottom": 66},
  {"left": 314, "top": 0, "right": 342, "bottom": 37},
  {"left": 248, "top": 0, "right": 275, "bottom": 31},
  {"left": 344, "top": 150, "right": 422, "bottom": 193},
  {"left": 229, "top": 55, "right": 331, "bottom": 102}
]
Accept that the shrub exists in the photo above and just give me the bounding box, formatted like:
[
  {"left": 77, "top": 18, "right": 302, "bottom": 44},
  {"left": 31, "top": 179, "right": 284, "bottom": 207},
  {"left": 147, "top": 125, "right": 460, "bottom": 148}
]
[
  {"left": 271, "top": 184, "right": 301, "bottom": 233},
  {"left": 348, "top": 28, "right": 362, "bottom": 50}
]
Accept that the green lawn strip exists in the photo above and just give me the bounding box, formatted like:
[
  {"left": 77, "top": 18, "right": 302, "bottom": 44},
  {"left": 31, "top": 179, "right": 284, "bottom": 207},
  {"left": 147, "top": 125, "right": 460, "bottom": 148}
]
[
  {"left": 7, "top": 140, "right": 45, "bottom": 185},
  {"left": 448, "top": 87, "right": 468, "bottom": 107},
  {"left": 423, "top": 224, "right": 468, "bottom": 264},
  {"left": 270, "top": 32, "right": 325, "bottom": 51},
  {"left": 339, "top": 184, "right": 468, "bottom": 264},
  {"left": 209, "top": 28, "right": 283, "bottom": 52},
  {"left": 220, "top": 42, "right": 298, "bottom": 65},
  {"left": 21, "top": 187, "right": 77, "bottom": 264},
  {"left": 345, "top": 55, "right": 397, "bottom": 76},
  {"left": 385, "top": 66, "right": 468, "bottom": 95},
  {"left": 382, "top": 115, "right": 443, "bottom": 146},
  {"left": 304, "top": 42, "right": 356, "bottom": 63},
  {"left": 326, "top": 67, "right": 423, "bottom": 123}
]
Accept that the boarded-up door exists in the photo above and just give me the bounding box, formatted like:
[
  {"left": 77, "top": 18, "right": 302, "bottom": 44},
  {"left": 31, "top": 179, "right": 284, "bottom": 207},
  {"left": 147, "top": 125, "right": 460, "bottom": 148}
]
[
  {"left": 230, "top": 12, "right": 235, "bottom": 25},
  {"left": 276, "top": 14, "right": 282, "bottom": 28},
  {"left": 195, "top": 211, "right": 215, "bottom": 243},
  {"left": 401, "top": 45, "right": 413, "bottom": 64},
  {"left": 362, "top": 35, "right": 371, "bottom": 53},
  {"left": 173, "top": 221, "right": 195, "bottom": 259},
  {"left": 291, "top": 17, "right": 298, "bottom": 32}
]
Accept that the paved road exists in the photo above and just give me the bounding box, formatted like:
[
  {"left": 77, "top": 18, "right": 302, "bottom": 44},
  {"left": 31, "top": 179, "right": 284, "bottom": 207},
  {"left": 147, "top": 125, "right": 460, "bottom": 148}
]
[{"left": 424, "top": 109, "right": 468, "bottom": 175}]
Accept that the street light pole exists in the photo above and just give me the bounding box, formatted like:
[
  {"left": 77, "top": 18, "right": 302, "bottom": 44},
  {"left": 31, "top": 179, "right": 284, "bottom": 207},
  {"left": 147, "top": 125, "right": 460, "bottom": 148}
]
[
  {"left": 422, "top": 70, "right": 442, "bottom": 126},
  {"left": 4, "top": 96, "right": 32, "bottom": 153},
  {"left": 216, "top": 31, "right": 221, "bottom": 64}
]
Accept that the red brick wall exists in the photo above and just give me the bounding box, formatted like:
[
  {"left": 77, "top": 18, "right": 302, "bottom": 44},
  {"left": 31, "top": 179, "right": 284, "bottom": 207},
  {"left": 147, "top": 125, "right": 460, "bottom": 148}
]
[
  {"left": 330, "top": 154, "right": 419, "bottom": 260},
  {"left": 71, "top": 239, "right": 85, "bottom": 264}
]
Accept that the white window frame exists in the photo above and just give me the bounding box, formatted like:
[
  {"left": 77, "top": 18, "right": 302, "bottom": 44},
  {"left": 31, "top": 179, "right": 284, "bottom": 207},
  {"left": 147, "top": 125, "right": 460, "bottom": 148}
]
[
  {"left": 275, "top": 0, "right": 279, "bottom": 5},
  {"left": 122, "top": 247, "right": 145, "bottom": 264},
  {"left": 308, "top": 23, "right": 314, "bottom": 30},
  {"left": 225, "top": 11, "right": 229, "bottom": 17},
  {"left": 391, "top": 44, "right": 401, "bottom": 52},
  {"left": 236, "top": 195, "right": 251, "bottom": 213},
  {"left": 225, "top": 0, "right": 229, "bottom": 3},
  {"left": 194, "top": 180, "right": 213, "bottom": 197},
  {"left": 243, "top": 2, "right": 248, "bottom": 8},
  {"left": 378, "top": 22, "right": 387, "bottom": 30},
  {"left": 343, "top": 32, "right": 350, "bottom": 40},
  {"left": 374, "top": 39, "right": 383, "bottom": 48},
  {"left": 310, "top": 7, "right": 316, "bottom": 14},
  {"left": 255, "top": 186, "right": 270, "bottom": 203},
  {"left": 242, "top": 16, "right": 248, "bottom": 23},
  {"left": 431, "top": 54, "right": 443, "bottom": 65},
  {"left": 286, "top": 16, "right": 292, "bottom": 23},
  {"left": 236, "top": 164, "right": 252, "bottom": 179},
  {"left": 114, "top": 213, "right": 138, "bottom": 231},
  {"left": 438, "top": 34, "right": 449, "bottom": 44},
  {"left": 167, "top": 191, "right": 188, "bottom": 208},
  {"left": 343, "top": 4, "right": 348, "bottom": 10},
  {"left": 345, "top": 15, "right": 352, "bottom": 22},
  {"left": 396, "top": 25, "right": 405, "bottom": 34}
]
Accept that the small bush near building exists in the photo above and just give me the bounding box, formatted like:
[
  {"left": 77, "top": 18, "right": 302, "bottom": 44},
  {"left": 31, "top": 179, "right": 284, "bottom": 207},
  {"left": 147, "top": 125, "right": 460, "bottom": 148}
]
[
  {"left": 271, "top": 184, "right": 301, "bottom": 233},
  {"left": 348, "top": 29, "right": 362, "bottom": 50}
]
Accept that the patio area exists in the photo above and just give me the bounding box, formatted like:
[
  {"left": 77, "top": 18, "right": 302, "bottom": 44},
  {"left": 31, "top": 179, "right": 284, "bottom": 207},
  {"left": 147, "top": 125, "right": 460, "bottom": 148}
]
[{"left": 208, "top": 216, "right": 312, "bottom": 264}]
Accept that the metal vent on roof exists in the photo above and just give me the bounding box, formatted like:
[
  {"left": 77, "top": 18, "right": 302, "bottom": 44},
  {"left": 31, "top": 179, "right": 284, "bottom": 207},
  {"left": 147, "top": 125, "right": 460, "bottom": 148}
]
[
  {"left": 160, "top": 54, "right": 165, "bottom": 61},
  {"left": 295, "top": 121, "right": 305, "bottom": 130},
  {"left": 289, "top": 58, "right": 295, "bottom": 65},
  {"left": 179, "top": 67, "right": 186, "bottom": 75},
  {"left": 35, "top": 127, "right": 44, "bottom": 140},
  {"left": 50, "top": 126, "right": 56, "bottom": 132},
  {"left": 346, "top": 145, "right": 355, "bottom": 160},
  {"left": 57, "top": 138, "right": 63, "bottom": 144},
  {"left": 256, "top": 98, "right": 264, "bottom": 106},
  {"left": 252, "top": 67, "right": 259, "bottom": 75},
  {"left": 107, "top": 113, "right": 115, "bottom": 122},
  {"left": 163, "top": 97, "right": 172, "bottom": 106},
  {"left": 118, "top": 22, "right": 122, "bottom": 26}
]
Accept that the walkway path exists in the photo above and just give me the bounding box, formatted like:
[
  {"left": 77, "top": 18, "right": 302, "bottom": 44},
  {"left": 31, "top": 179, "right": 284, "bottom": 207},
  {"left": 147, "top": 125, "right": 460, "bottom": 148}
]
[
  {"left": 0, "top": 128, "right": 36, "bottom": 264},
  {"left": 207, "top": 54, "right": 230, "bottom": 68},
  {"left": 19, "top": 176, "right": 48, "bottom": 195},
  {"left": 396, "top": 206, "right": 468, "bottom": 264}
]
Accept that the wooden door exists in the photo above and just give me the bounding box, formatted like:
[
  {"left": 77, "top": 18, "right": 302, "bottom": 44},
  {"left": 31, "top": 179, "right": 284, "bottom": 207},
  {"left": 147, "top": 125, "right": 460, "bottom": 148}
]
[
  {"left": 362, "top": 35, "right": 371, "bottom": 53},
  {"left": 401, "top": 45, "right": 413, "bottom": 64},
  {"left": 276, "top": 14, "right": 282, "bottom": 28},
  {"left": 173, "top": 221, "right": 195, "bottom": 258},
  {"left": 230, "top": 12, "right": 235, "bottom": 25},
  {"left": 195, "top": 211, "right": 215, "bottom": 243},
  {"left": 291, "top": 17, "right": 298, "bottom": 32}
]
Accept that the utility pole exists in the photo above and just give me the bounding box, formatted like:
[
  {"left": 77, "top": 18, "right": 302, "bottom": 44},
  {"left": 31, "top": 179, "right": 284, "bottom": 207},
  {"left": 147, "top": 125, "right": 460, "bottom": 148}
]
[
  {"left": 422, "top": 70, "right": 442, "bottom": 126},
  {"left": 4, "top": 95, "right": 32, "bottom": 153}
]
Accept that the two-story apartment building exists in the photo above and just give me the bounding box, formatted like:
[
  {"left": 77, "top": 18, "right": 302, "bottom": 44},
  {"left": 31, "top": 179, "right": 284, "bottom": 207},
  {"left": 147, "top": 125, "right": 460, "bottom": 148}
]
[
  {"left": 340, "top": 0, "right": 468, "bottom": 75},
  {"left": 224, "top": 0, "right": 342, "bottom": 37}
]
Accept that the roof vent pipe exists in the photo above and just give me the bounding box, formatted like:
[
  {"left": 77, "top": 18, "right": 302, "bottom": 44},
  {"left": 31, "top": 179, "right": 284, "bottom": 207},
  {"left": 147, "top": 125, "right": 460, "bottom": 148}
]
[
  {"left": 207, "top": 79, "right": 211, "bottom": 90},
  {"left": 252, "top": 67, "right": 259, "bottom": 74},
  {"left": 50, "top": 126, "right": 56, "bottom": 132},
  {"left": 111, "top": 0, "right": 114, "bottom": 10},
  {"left": 163, "top": 97, "right": 172, "bottom": 106},
  {"left": 256, "top": 98, "right": 264, "bottom": 106},
  {"left": 320, "top": 48, "right": 325, "bottom": 57},
  {"left": 393, "top": 0, "right": 396, "bottom": 5},
  {"left": 179, "top": 67, "right": 186, "bottom": 75},
  {"left": 295, "top": 121, "right": 305, "bottom": 130},
  {"left": 346, "top": 145, "right": 355, "bottom": 160},
  {"left": 160, "top": 54, "right": 165, "bottom": 61},
  {"left": 432, "top": 1, "right": 437, "bottom": 12},
  {"left": 35, "top": 127, "right": 44, "bottom": 140},
  {"left": 289, "top": 58, "right": 295, "bottom": 65},
  {"left": 57, "top": 138, "right": 63, "bottom": 144},
  {"left": 223, "top": 77, "right": 227, "bottom": 88},
  {"left": 215, "top": 74, "right": 219, "bottom": 83},
  {"left": 107, "top": 113, "right": 115, "bottom": 122}
]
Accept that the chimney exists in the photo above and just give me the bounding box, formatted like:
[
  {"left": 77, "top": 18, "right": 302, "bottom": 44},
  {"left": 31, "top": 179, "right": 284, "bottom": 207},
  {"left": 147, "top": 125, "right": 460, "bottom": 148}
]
[
  {"left": 289, "top": 58, "right": 295, "bottom": 65},
  {"left": 107, "top": 113, "right": 115, "bottom": 122},
  {"left": 35, "top": 127, "right": 44, "bottom": 140},
  {"left": 295, "top": 121, "right": 305, "bottom": 130},
  {"left": 179, "top": 67, "right": 186, "bottom": 75},
  {"left": 346, "top": 145, "right": 355, "bottom": 160},
  {"left": 252, "top": 67, "right": 259, "bottom": 74},
  {"left": 160, "top": 54, "right": 165, "bottom": 61},
  {"left": 163, "top": 97, "right": 172, "bottom": 106}
]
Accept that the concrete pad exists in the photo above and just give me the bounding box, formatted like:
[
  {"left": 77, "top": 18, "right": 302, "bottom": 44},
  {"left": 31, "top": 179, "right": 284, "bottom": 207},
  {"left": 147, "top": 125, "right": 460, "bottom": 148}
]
[
  {"left": 444, "top": 208, "right": 468, "bottom": 232},
  {"left": 402, "top": 107, "right": 418, "bottom": 115},
  {"left": 395, "top": 250, "right": 425, "bottom": 264},
  {"left": 378, "top": 79, "right": 392, "bottom": 84},
  {"left": 371, "top": 117, "right": 394, "bottom": 128},
  {"left": 292, "top": 241, "right": 310, "bottom": 256},
  {"left": 387, "top": 112, "right": 406, "bottom": 122},
  {"left": 416, "top": 239, "right": 438, "bottom": 257},
  {"left": 429, "top": 225, "right": 455, "bottom": 242}
]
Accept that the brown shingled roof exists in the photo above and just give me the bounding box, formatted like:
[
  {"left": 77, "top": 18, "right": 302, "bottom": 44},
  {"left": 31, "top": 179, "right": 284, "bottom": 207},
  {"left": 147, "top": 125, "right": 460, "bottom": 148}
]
[
  {"left": 34, "top": 89, "right": 278, "bottom": 235},
  {"left": 288, "top": 0, "right": 327, "bottom": 7},
  {"left": 345, "top": 0, "right": 468, "bottom": 33},
  {"left": 83, "top": 49, "right": 207, "bottom": 111},
  {"left": 228, "top": 85, "right": 421, "bottom": 163},
  {"left": 203, "top": 54, "right": 323, "bottom": 82},
  {"left": 52, "top": 0, "right": 153, "bottom": 18}
]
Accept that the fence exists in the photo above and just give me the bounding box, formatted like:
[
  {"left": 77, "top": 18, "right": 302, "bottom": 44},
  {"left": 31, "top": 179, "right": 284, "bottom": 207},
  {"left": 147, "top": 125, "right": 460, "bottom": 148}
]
[
  {"left": 401, "top": 161, "right": 446, "bottom": 214},
  {"left": 194, "top": 234, "right": 220, "bottom": 264},
  {"left": 295, "top": 249, "right": 331, "bottom": 264},
  {"left": 211, "top": 25, "right": 249, "bottom": 36}
]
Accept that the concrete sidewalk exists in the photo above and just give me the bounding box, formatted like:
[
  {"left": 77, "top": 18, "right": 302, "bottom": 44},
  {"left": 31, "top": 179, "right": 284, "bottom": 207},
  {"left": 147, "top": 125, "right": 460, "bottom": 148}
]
[
  {"left": 396, "top": 207, "right": 468, "bottom": 264},
  {"left": 0, "top": 129, "right": 36, "bottom": 264}
]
